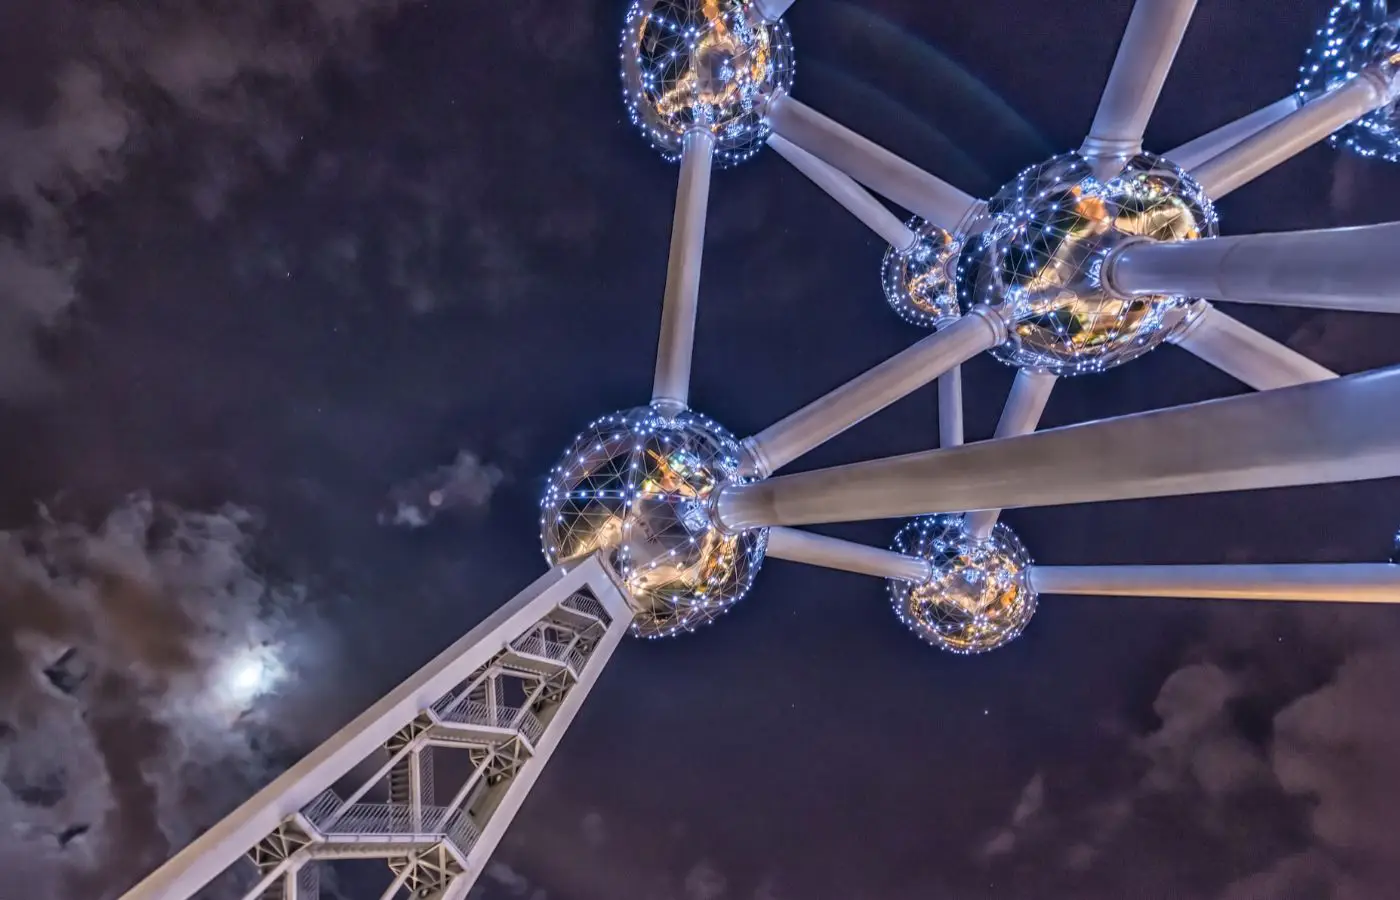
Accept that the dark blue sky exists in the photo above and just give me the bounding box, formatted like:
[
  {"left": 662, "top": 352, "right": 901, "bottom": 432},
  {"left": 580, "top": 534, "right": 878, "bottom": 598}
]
[{"left": 1, "top": 1, "right": 1399, "bottom": 898}]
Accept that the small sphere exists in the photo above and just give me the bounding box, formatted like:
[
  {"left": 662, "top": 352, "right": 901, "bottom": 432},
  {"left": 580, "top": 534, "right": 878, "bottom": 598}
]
[
  {"left": 887, "top": 516, "right": 1036, "bottom": 654},
  {"left": 959, "top": 151, "right": 1217, "bottom": 376},
  {"left": 540, "top": 406, "right": 767, "bottom": 638},
  {"left": 620, "top": 0, "right": 795, "bottom": 167},
  {"left": 1298, "top": 1, "right": 1400, "bottom": 163},
  {"left": 880, "top": 218, "right": 962, "bottom": 328}
]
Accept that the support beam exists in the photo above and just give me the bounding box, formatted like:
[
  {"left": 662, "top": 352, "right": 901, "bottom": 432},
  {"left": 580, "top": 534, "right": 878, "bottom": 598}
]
[
  {"left": 1029, "top": 563, "right": 1400, "bottom": 603},
  {"left": 740, "top": 308, "right": 1007, "bottom": 476},
  {"left": 765, "top": 96, "right": 982, "bottom": 232},
  {"left": 1082, "top": 0, "right": 1199, "bottom": 165},
  {"left": 714, "top": 365, "right": 1400, "bottom": 529},
  {"left": 1190, "top": 63, "right": 1400, "bottom": 198},
  {"left": 938, "top": 366, "right": 964, "bottom": 449},
  {"left": 768, "top": 134, "right": 918, "bottom": 251},
  {"left": 766, "top": 526, "right": 931, "bottom": 582},
  {"left": 1169, "top": 305, "right": 1336, "bottom": 390},
  {"left": 964, "top": 369, "right": 1057, "bottom": 538},
  {"left": 237, "top": 859, "right": 296, "bottom": 900},
  {"left": 754, "top": 0, "right": 798, "bottom": 22},
  {"left": 1104, "top": 221, "right": 1400, "bottom": 314},
  {"left": 653, "top": 131, "right": 716, "bottom": 411},
  {"left": 1165, "top": 94, "right": 1301, "bottom": 173}
]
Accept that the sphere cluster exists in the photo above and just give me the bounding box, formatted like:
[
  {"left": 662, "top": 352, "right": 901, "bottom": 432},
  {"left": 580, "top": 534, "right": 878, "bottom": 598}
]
[
  {"left": 620, "top": 0, "right": 795, "bottom": 167},
  {"left": 956, "top": 152, "right": 1217, "bottom": 376},
  {"left": 1298, "top": 0, "right": 1400, "bottom": 163},
  {"left": 887, "top": 516, "right": 1037, "bottom": 653},
  {"left": 540, "top": 406, "right": 768, "bottom": 638},
  {"left": 881, "top": 218, "right": 962, "bottom": 328}
]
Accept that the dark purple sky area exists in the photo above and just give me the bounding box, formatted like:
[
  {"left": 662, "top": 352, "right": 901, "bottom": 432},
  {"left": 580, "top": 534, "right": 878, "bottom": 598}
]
[{"left": 1, "top": 1, "right": 1399, "bottom": 898}]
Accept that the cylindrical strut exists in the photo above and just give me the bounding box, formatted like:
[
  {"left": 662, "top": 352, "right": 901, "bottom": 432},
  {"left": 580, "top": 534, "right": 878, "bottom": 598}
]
[
  {"left": 1169, "top": 305, "right": 1336, "bottom": 390},
  {"left": 1105, "top": 221, "right": 1400, "bottom": 314},
  {"left": 1165, "top": 95, "right": 1302, "bottom": 173},
  {"left": 1029, "top": 563, "right": 1400, "bottom": 603},
  {"left": 768, "top": 133, "right": 918, "bottom": 251},
  {"left": 964, "top": 368, "right": 1057, "bottom": 539},
  {"left": 715, "top": 365, "right": 1400, "bottom": 529},
  {"left": 653, "top": 131, "right": 716, "bottom": 410},
  {"left": 765, "top": 526, "right": 931, "bottom": 582},
  {"left": 938, "top": 366, "right": 964, "bottom": 449}
]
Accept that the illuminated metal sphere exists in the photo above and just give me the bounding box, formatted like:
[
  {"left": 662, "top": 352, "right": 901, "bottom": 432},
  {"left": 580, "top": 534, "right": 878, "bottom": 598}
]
[
  {"left": 1298, "top": 0, "right": 1400, "bottom": 163},
  {"left": 880, "top": 218, "right": 962, "bottom": 328},
  {"left": 887, "top": 515, "right": 1036, "bottom": 654},
  {"left": 540, "top": 405, "right": 768, "bottom": 638},
  {"left": 620, "top": 0, "right": 795, "bottom": 167},
  {"left": 958, "top": 151, "right": 1218, "bottom": 376}
]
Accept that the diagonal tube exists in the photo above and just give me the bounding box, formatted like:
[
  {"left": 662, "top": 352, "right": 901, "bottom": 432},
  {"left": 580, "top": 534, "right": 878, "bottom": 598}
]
[
  {"left": 653, "top": 131, "right": 715, "bottom": 411},
  {"left": 765, "top": 95, "right": 982, "bottom": 232},
  {"left": 766, "top": 526, "right": 931, "bottom": 581},
  {"left": 1190, "top": 62, "right": 1400, "bottom": 198},
  {"left": 768, "top": 133, "right": 918, "bottom": 251},
  {"left": 964, "top": 369, "right": 1058, "bottom": 538},
  {"left": 1168, "top": 305, "right": 1336, "bottom": 390},
  {"left": 1165, "top": 95, "right": 1301, "bottom": 173},
  {"left": 1104, "top": 221, "right": 1400, "bottom": 314},
  {"left": 739, "top": 308, "right": 1007, "bottom": 476},
  {"left": 1081, "top": 0, "right": 1199, "bottom": 164},
  {"left": 1029, "top": 563, "right": 1400, "bottom": 603},
  {"left": 938, "top": 366, "right": 964, "bottom": 449},
  {"left": 715, "top": 365, "right": 1400, "bottom": 529}
]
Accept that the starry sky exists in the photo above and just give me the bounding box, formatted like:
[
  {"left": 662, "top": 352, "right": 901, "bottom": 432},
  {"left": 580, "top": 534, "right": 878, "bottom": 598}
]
[{"left": 2, "top": 1, "right": 1400, "bottom": 898}]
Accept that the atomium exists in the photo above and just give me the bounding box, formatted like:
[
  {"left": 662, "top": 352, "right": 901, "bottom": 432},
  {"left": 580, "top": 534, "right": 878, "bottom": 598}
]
[
  {"left": 540, "top": 405, "right": 768, "bottom": 638},
  {"left": 888, "top": 516, "right": 1037, "bottom": 654},
  {"left": 620, "top": 0, "right": 795, "bottom": 167},
  {"left": 881, "top": 218, "right": 962, "bottom": 328},
  {"left": 1299, "top": 0, "right": 1400, "bottom": 162},
  {"left": 957, "top": 152, "right": 1217, "bottom": 376}
]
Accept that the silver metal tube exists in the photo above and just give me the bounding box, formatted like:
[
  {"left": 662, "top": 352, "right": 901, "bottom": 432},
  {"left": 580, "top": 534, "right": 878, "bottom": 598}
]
[
  {"left": 1190, "top": 66, "right": 1399, "bottom": 198},
  {"left": 754, "top": 0, "right": 797, "bottom": 21},
  {"left": 765, "top": 95, "right": 981, "bottom": 231},
  {"left": 378, "top": 861, "right": 418, "bottom": 900},
  {"left": 1165, "top": 95, "right": 1301, "bottom": 172},
  {"left": 768, "top": 134, "right": 918, "bottom": 251},
  {"left": 740, "top": 308, "right": 1007, "bottom": 476},
  {"left": 1105, "top": 221, "right": 1400, "bottom": 314},
  {"left": 1169, "top": 305, "right": 1336, "bottom": 390},
  {"left": 964, "top": 369, "right": 1058, "bottom": 538},
  {"left": 766, "top": 526, "right": 931, "bottom": 581},
  {"left": 1082, "top": 0, "right": 1199, "bottom": 162},
  {"left": 715, "top": 365, "right": 1400, "bottom": 529},
  {"left": 238, "top": 860, "right": 296, "bottom": 900},
  {"left": 1030, "top": 563, "right": 1400, "bottom": 603},
  {"left": 938, "top": 366, "right": 964, "bottom": 449},
  {"left": 653, "top": 131, "right": 715, "bottom": 410}
]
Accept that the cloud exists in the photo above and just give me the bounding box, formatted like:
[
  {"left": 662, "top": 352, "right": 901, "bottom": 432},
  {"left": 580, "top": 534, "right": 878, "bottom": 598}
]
[
  {"left": 979, "top": 772, "right": 1045, "bottom": 860},
  {"left": 380, "top": 450, "right": 505, "bottom": 529},
  {"left": 0, "top": 493, "right": 318, "bottom": 900}
]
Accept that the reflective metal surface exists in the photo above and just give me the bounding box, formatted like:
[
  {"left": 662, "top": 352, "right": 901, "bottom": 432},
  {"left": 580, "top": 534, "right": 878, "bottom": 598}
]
[
  {"left": 540, "top": 406, "right": 767, "bottom": 638},
  {"left": 1298, "top": 0, "right": 1400, "bottom": 162},
  {"left": 887, "top": 515, "right": 1036, "bottom": 654},
  {"left": 881, "top": 217, "right": 961, "bottom": 328},
  {"left": 621, "top": 0, "right": 795, "bottom": 167},
  {"left": 959, "top": 151, "right": 1217, "bottom": 376}
]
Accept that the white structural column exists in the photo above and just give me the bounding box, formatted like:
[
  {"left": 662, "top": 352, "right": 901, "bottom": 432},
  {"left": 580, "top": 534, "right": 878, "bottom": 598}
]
[
  {"left": 768, "top": 134, "right": 918, "bottom": 251},
  {"left": 964, "top": 368, "right": 1058, "bottom": 539},
  {"left": 653, "top": 130, "right": 716, "bottom": 411},
  {"left": 1190, "top": 63, "right": 1400, "bottom": 198},
  {"left": 764, "top": 95, "right": 982, "bottom": 231},
  {"left": 1029, "top": 563, "right": 1400, "bottom": 603},
  {"left": 1169, "top": 305, "right": 1336, "bottom": 390},
  {"left": 740, "top": 308, "right": 1008, "bottom": 476},
  {"left": 121, "top": 557, "right": 631, "bottom": 900},
  {"left": 754, "top": 0, "right": 798, "bottom": 21},
  {"left": 766, "top": 526, "right": 931, "bottom": 581},
  {"left": 938, "top": 367, "right": 964, "bottom": 449},
  {"left": 1165, "top": 95, "right": 1301, "bottom": 172},
  {"left": 1081, "top": 0, "right": 1199, "bottom": 164},
  {"left": 714, "top": 364, "right": 1400, "bottom": 529},
  {"left": 1104, "top": 221, "right": 1400, "bottom": 314}
]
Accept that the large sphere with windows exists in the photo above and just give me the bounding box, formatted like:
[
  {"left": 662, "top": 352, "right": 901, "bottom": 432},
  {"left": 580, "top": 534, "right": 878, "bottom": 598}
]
[
  {"left": 540, "top": 406, "right": 768, "bottom": 638},
  {"left": 958, "top": 151, "right": 1217, "bottom": 376},
  {"left": 620, "top": 0, "right": 795, "bottom": 167},
  {"left": 881, "top": 217, "right": 962, "bottom": 328},
  {"left": 888, "top": 516, "right": 1036, "bottom": 653},
  {"left": 1298, "top": 1, "right": 1400, "bottom": 163}
]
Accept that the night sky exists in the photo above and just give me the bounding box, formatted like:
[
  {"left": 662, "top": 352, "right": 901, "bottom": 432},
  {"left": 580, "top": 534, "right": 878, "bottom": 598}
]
[{"left": 2, "top": 1, "right": 1400, "bottom": 898}]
